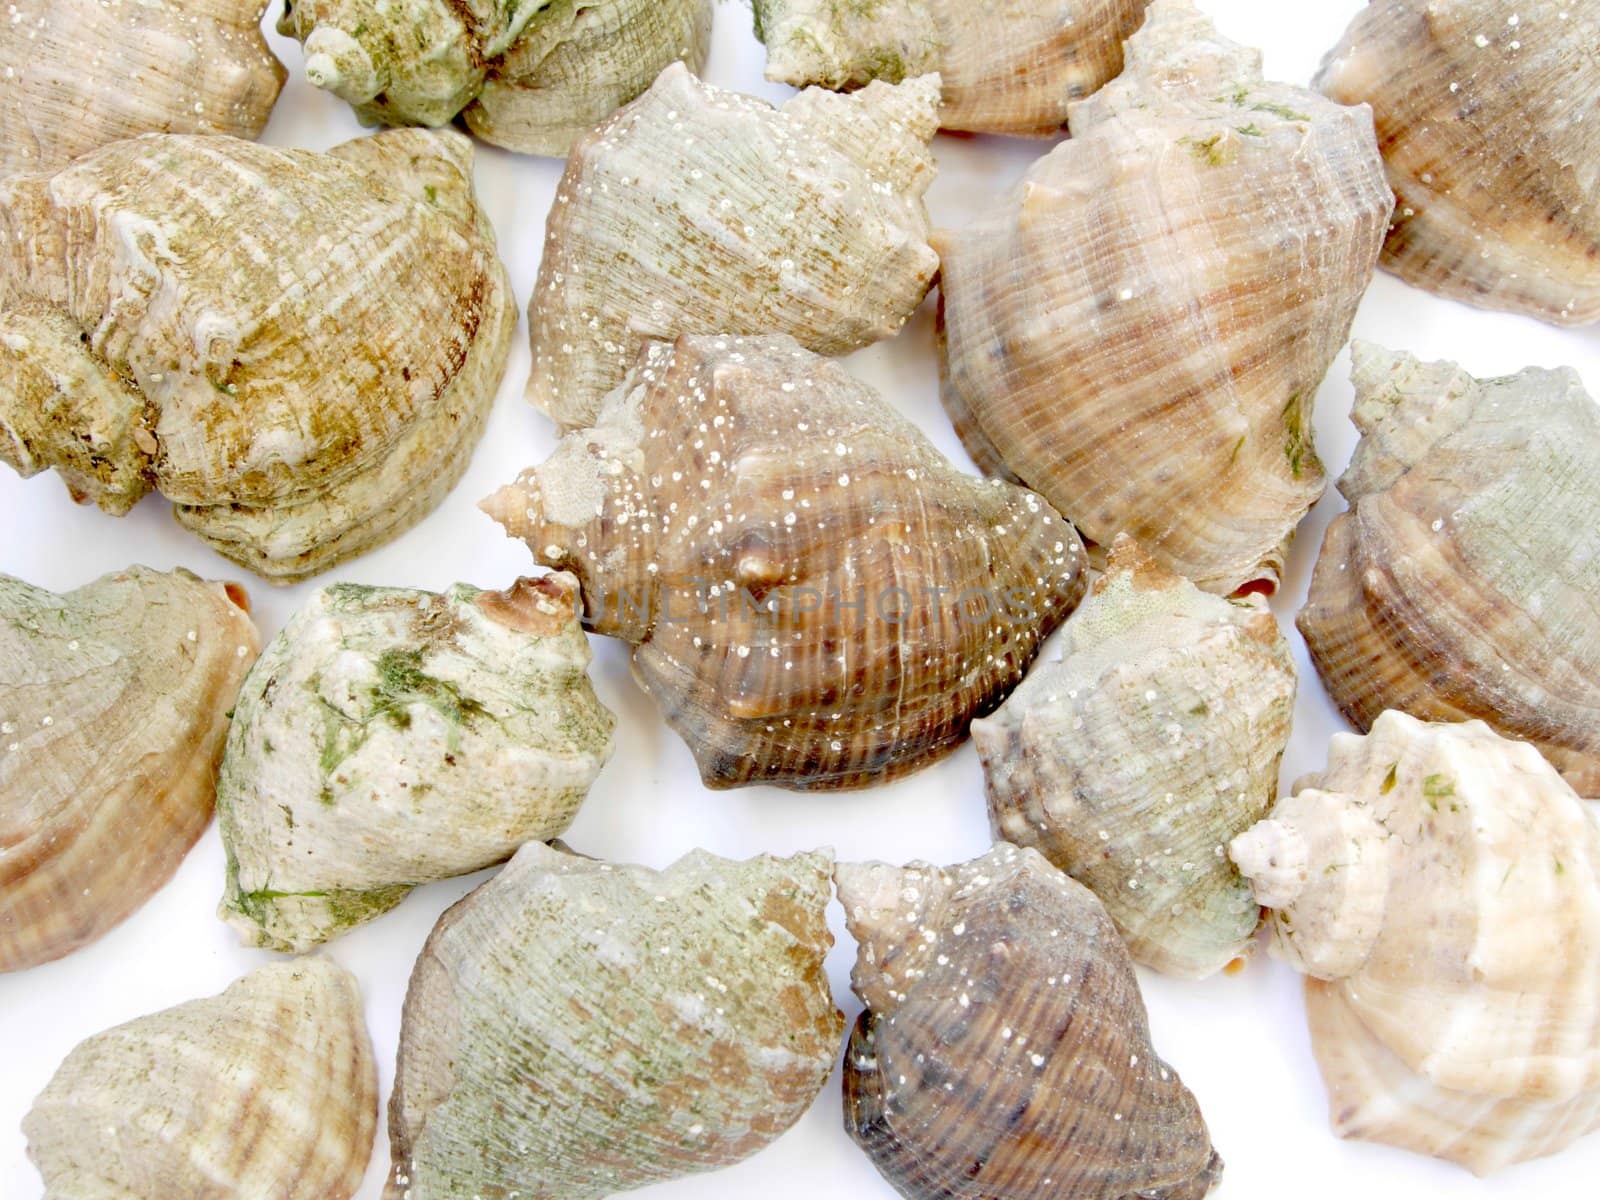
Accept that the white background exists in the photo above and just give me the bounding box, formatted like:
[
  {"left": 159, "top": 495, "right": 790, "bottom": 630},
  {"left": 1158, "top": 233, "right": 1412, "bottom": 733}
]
[{"left": 4, "top": 2, "right": 1598, "bottom": 1196}]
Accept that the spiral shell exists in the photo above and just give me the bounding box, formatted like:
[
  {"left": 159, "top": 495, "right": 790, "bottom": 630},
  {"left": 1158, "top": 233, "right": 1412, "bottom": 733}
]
[
  {"left": 278, "top": 0, "right": 713, "bottom": 157},
  {"left": 1230, "top": 712, "right": 1600, "bottom": 1174},
  {"left": 1299, "top": 343, "right": 1600, "bottom": 797},
  {"left": 1317, "top": 0, "right": 1600, "bottom": 325},
  {"left": 527, "top": 61, "right": 941, "bottom": 430},
  {"left": 973, "top": 536, "right": 1295, "bottom": 978},
  {"left": 936, "top": 0, "right": 1392, "bottom": 594},
  {"left": 217, "top": 574, "right": 615, "bottom": 953},
  {"left": 0, "top": 129, "right": 515, "bottom": 582},
  {"left": 840, "top": 844, "right": 1224, "bottom": 1200},
  {"left": 0, "top": 567, "right": 258, "bottom": 973},
  {"left": 0, "top": 0, "right": 285, "bottom": 177},
  {"left": 486, "top": 334, "right": 1088, "bottom": 791},
  {"left": 24, "top": 958, "right": 377, "bottom": 1198},
  {"left": 386, "top": 842, "right": 842, "bottom": 1200},
  {"left": 751, "top": 0, "right": 1151, "bottom": 136}
]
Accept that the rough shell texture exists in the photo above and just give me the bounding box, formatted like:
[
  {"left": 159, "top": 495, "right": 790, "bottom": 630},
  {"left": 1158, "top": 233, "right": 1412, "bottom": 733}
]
[
  {"left": 278, "top": 0, "right": 712, "bottom": 157},
  {"left": 217, "top": 573, "right": 615, "bottom": 953},
  {"left": 1317, "top": 0, "right": 1600, "bottom": 325},
  {"left": 751, "top": 0, "right": 1151, "bottom": 135},
  {"left": 1299, "top": 343, "right": 1600, "bottom": 798},
  {"left": 1229, "top": 712, "right": 1600, "bottom": 1174},
  {"left": 0, "top": 567, "right": 259, "bottom": 973},
  {"left": 937, "top": 0, "right": 1393, "bottom": 594},
  {"left": 972, "top": 536, "right": 1295, "bottom": 978},
  {"left": 840, "top": 844, "right": 1224, "bottom": 1200},
  {"left": 386, "top": 842, "right": 842, "bottom": 1200},
  {"left": 0, "top": 0, "right": 285, "bottom": 177},
  {"left": 0, "top": 128, "right": 515, "bottom": 583},
  {"left": 527, "top": 62, "right": 941, "bottom": 430},
  {"left": 486, "top": 334, "right": 1088, "bottom": 791},
  {"left": 24, "top": 958, "right": 377, "bottom": 1199}
]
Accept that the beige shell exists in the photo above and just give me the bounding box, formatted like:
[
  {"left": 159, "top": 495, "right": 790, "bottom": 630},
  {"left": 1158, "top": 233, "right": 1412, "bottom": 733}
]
[
  {"left": 278, "top": 0, "right": 712, "bottom": 157},
  {"left": 973, "top": 536, "right": 1295, "bottom": 979},
  {"left": 937, "top": 0, "right": 1393, "bottom": 594},
  {"left": 1299, "top": 343, "right": 1600, "bottom": 798},
  {"left": 751, "top": 0, "right": 1151, "bottom": 136},
  {"left": 527, "top": 61, "right": 941, "bottom": 430},
  {"left": 840, "top": 844, "right": 1224, "bottom": 1200},
  {"left": 1230, "top": 712, "right": 1600, "bottom": 1174},
  {"left": 0, "top": 128, "right": 515, "bottom": 583},
  {"left": 0, "top": 567, "right": 259, "bottom": 973},
  {"left": 485, "top": 334, "right": 1088, "bottom": 791},
  {"left": 1317, "top": 0, "right": 1600, "bottom": 325},
  {"left": 387, "top": 842, "right": 842, "bottom": 1200},
  {"left": 24, "top": 958, "right": 377, "bottom": 1198},
  {"left": 0, "top": 0, "right": 285, "bottom": 177},
  {"left": 218, "top": 574, "right": 615, "bottom": 953}
]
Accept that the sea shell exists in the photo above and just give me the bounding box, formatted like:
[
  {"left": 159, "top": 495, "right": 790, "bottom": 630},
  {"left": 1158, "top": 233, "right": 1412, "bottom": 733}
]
[
  {"left": 527, "top": 61, "right": 941, "bottom": 430},
  {"left": 0, "top": 0, "right": 285, "bottom": 177},
  {"left": 839, "top": 844, "right": 1224, "bottom": 1200},
  {"left": 972, "top": 536, "right": 1295, "bottom": 979},
  {"left": 1317, "top": 0, "right": 1600, "bottom": 325},
  {"left": 24, "top": 958, "right": 377, "bottom": 1198},
  {"left": 485, "top": 334, "right": 1088, "bottom": 791},
  {"left": 1298, "top": 343, "right": 1600, "bottom": 798},
  {"left": 1229, "top": 711, "right": 1600, "bottom": 1174},
  {"left": 936, "top": 0, "right": 1393, "bottom": 594},
  {"left": 217, "top": 574, "right": 615, "bottom": 953},
  {"left": 0, "top": 128, "right": 514, "bottom": 582},
  {"left": 0, "top": 566, "right": 259, "bottom": 973},
  {"left": 386, "top": 842, "right": 841, "bottom": 1200},
  {"left": 752, "top": 0, "right": 1151, "bottom": 135},
  {"left": 278, "top": 0, "right": 712, "bottom": 157}
]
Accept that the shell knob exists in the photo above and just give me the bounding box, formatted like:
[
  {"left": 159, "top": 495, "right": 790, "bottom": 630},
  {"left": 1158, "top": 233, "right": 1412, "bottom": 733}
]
[{"left": 304, "top": 28, "right": 381, "bottom": 104}]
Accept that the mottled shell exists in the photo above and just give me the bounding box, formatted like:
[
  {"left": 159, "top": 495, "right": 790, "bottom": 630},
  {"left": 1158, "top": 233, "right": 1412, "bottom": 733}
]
[
  {"left": 386, "top": 842, "right": 842, "bottom": 1200},
  {"left": 278, "top": 0, "right": 712, "bottom": 157},
  {"left": 937, "top": 0, "right": 1393, "bottom": 594},
  {"left": 0, "top": 567, "right": 259, "bottom": 973},
  {"left": 1299, "top": 344, "right": 1600, "bottom": 798},
  {"left": 485, "top": 334, "right": 1088, "bottom": 791},
  {"left": 1318, "top": 0, "right": 1600, "bottom": 325},
  {"left": 972, "top": 536, "right": 1295, "bottom": 979},
  {"left": 1229, "top": 712, "right": 1600, "bottom": 1174},
  {"left": 752, "top": 0, "right": 1150, "bottom": 135},
  {"left": 217, "top": 574, "right": 615, "bottom": 953},
  {"left": 527, "top": 62, "right": 941, "bottom": 430},
  {"left": 0, "top": 0, "right": 285, "bottom": 177},
  {"left": 840, "top": 844, "right": 1223, "bottom": 1200},
  {"left": 24, "top": 958, "right": 377, "bottom": 1199},
  {"left": 0, "top": 129, "right": 515, "bottom": 582}
]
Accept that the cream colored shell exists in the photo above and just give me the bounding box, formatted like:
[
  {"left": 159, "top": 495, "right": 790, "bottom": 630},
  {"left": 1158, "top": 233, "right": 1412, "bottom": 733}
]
[
  {"left": 0, "top": 566, "right": 259, "bottom": 973},
  {"left": 1230, "top": 712, "right": 1600, "bottom": 1174}
]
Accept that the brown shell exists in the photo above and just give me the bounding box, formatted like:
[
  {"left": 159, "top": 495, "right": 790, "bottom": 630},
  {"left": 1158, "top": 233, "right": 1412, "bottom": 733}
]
[{"left": 485, "top": 334, "right": 1088, "bottom": 790}]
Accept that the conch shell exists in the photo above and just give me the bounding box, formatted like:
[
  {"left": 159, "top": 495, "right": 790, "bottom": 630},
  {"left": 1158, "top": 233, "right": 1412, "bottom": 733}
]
[
  {"left": 527, "top": 61, "right": 941, "bottom": 430},
  {"left": 1317, "top": 0, "right": 1600, "bottom": 325},
  {"left": 1230, "top": 711, "right": 1600, "bottom": 1174},
  {"left": 937, "top": 0, "right": 1393, "bottom": 594},
  {"left": 24, "top": 958, "right": 377, "bottom": 1198},
  {"left": 752, "top": 0, "right": 1151, "bottom": 135},
  {"left": 1299, "top": 343, "right": 1600, "bottom": 797},
  {"left": 0, "top": 0, "right": 285, "bottom": 176},
  {"left": 1, "top": 567, "right": 259, "bottom": 973},
  {"left": 973, "top": 536, "right": 1295, "bottom": 978},
  {"left": 840, "top": 844, "right": 1224, "bottom": 1200},
  {"left": 387, "top": 842, "right": 842, "bottom": 1199},
  {"left": 0, "top": 128, "right": 515, "bottom": 582},
  {"left": 217, "top": 574, "right": 615, "bottom": 953},
  {"left": 278, "top": 0, "right": 713, "bottom": 157},
  {"left": 486, "top": 334, "right": 1088, "bottom": 791}
]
